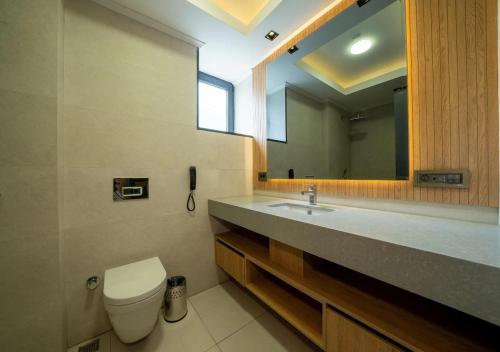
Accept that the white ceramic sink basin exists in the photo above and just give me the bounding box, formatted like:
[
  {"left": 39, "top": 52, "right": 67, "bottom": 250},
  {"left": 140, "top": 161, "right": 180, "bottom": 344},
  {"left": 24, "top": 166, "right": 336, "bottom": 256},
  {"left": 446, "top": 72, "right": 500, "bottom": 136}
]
[{"left": 268, "top": 202, "right": 334, "bottom": 216}]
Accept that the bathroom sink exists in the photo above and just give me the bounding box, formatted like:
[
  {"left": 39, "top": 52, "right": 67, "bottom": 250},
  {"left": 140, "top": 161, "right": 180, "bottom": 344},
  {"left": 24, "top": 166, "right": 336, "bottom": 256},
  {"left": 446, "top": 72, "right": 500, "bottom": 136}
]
[{"left": 268, "top": 203, "right": 334, "bottom": 216}]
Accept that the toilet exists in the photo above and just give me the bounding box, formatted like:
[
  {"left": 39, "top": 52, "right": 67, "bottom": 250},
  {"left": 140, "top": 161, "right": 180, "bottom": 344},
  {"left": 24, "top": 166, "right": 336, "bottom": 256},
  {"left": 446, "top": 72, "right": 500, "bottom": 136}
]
[{"left": 103, "top": 257, "right": 166, "bottom": 343}]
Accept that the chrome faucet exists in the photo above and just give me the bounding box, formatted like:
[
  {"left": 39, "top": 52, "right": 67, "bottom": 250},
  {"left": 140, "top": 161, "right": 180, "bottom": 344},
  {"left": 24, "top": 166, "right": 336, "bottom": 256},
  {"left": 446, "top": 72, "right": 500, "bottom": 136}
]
[{"left": 301, "top": 184, "right": 317, "bottom": 205}]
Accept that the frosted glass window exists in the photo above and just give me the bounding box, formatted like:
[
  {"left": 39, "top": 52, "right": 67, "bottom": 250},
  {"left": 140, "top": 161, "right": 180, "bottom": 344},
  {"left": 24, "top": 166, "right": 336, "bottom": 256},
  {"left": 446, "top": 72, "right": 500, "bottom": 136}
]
[
  {"left": 198, "top": 81, "right": 228, "bottom": 132},
  {"left": 197, "top": 72, "right": 235, "bottom": 134}
]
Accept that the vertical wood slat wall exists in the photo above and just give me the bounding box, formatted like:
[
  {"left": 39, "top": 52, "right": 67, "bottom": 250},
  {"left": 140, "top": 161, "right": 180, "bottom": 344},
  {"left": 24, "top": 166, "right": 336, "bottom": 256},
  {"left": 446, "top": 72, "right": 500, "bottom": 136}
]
[{"left": 252, "top": 0, "right": 499, "bottom": 207}]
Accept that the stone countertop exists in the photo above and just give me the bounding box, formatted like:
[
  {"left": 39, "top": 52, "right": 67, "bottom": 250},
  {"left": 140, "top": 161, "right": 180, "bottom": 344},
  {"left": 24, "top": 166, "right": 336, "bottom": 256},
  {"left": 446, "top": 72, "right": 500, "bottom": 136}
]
[{"left": 208, "top": 195, "right": 500, "bottom": 326}]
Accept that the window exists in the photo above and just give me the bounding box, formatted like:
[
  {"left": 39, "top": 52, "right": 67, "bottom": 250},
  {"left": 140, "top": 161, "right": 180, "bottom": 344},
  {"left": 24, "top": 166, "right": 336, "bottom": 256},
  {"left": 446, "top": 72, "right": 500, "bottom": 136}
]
[
  {"left": 267, "top": 87, "right": 287, "bottom": 143},
  {"left": 197, "top": 72, "right": 234, "bottom": 133}
]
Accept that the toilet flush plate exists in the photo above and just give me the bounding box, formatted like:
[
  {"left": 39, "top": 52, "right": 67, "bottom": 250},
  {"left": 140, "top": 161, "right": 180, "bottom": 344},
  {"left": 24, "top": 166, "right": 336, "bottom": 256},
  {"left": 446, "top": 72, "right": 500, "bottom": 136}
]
[{"left": 113, "top": 178, "right": 149, "bottom": 201}]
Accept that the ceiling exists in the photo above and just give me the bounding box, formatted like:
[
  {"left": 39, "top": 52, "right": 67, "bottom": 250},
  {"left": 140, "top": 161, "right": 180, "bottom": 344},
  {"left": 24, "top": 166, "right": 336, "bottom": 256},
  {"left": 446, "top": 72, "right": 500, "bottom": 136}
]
[
  {"left": 296, "top": 1, "right": 405, "bottom": 95},
  {"left": 94, "top": 0, "right": 338, "bottom": 84},
  {"left": 186, "top": 0, "right": 282, "bottom": 34},
  {"left": 266, "top": 0, "right": 407, "bottom": 112}
]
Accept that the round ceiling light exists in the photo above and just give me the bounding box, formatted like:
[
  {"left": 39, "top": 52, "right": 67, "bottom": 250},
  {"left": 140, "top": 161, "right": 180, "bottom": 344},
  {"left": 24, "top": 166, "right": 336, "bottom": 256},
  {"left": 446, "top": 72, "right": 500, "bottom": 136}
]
[{"left": 350, "top": 38, "right": 373, "bottom": 55}]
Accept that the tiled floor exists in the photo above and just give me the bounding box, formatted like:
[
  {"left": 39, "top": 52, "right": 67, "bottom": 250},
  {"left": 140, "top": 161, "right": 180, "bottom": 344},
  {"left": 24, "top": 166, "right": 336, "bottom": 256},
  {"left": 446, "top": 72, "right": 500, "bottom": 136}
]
[{"left": 70, "top": 280, "right": 319, "bottom": 352}]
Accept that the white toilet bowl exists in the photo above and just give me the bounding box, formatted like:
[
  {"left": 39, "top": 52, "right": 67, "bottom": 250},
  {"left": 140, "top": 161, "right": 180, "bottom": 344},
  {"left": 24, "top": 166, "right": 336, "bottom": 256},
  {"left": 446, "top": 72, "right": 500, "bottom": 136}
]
[{"left": 103, "top": 257, "right": 166, "bottom": 343}]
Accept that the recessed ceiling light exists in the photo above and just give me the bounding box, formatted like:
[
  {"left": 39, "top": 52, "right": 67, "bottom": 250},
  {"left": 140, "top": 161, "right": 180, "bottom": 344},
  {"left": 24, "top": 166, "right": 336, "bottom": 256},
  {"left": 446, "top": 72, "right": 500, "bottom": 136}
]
[
  {"left": 288, "top": 45, "right": 299, "bottom": 54},
  {"left": 350, "top": 38, "right": 373, "bottom": 55},
  {"left": 265, "top": 30, "right": 279, "bottom": 41}
]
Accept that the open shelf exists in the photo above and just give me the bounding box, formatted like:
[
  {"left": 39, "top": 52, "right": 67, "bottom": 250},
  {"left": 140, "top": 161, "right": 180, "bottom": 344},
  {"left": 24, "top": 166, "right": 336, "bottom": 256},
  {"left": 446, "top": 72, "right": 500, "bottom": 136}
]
[
  {"left": 246, "top": 263, "right": 324, "bottom": 348},
  {"left": 302, "top": 254, "right": 500, "bottom": 352},
  {"left": 215, "top": 230, "right": 500, "bottom": 351},
  {"left": 216, "top": 230, "right": 269, "bottom": 262}
]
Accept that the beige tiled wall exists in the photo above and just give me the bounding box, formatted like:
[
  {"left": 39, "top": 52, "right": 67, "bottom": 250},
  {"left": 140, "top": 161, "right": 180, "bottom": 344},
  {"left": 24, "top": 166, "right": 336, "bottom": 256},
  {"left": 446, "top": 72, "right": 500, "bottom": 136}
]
[
  {"left": 62, "top": 0, "right": 252, "bottom": 346},
  {"left": 0, "top": 0, "right": 64, "bottom": 351}
]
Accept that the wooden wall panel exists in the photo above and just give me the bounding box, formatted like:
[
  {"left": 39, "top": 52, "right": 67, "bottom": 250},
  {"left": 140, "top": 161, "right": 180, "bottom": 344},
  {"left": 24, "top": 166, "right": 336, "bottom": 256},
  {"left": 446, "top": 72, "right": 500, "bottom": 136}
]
[
  {"left": 408, "top": 0, "right": 419, "bottom": 202},
  {"left": 252, "top": 63, "right": 267, "bottom": 188},
  {"left": 448, "top": 0, "right": 460, "bottom": 204},
  {"left": 487, "top": 0, "right": 499, "bottom": 206},
  {"left": 252, "top": 0, "right": 499, "bottom": 207},
  {"left": 439, "top": 0, "right": 450, "bottom": 203}
]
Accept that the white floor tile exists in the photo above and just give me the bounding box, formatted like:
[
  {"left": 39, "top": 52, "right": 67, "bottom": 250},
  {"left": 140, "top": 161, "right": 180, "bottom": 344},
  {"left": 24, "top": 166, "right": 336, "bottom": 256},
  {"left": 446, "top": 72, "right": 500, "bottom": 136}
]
[
  {"left": 189, "top": 281, "right": 266, "bottom": 342},
  {"left": 67, "top": 332, "right": 111, "bottom": 352},
  {"left": 217, "top": 313, "right": 319, "bottom": 352},
  {"left": 69, "top": 283, "right": 316, "bottom": 352},
  {"left": 110, "top": 302, "right": 215, "bottom": 352}
]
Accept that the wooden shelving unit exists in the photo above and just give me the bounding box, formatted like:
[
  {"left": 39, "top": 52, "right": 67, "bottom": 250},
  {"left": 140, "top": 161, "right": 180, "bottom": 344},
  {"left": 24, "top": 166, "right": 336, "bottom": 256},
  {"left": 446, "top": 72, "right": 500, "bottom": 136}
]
[
  {"left": 217, "top": 230, "right": 269, "bottom": 262},
  {"left": 246, "top": 268, "right": 323, "bottom": 348},
  {"left": 215, "top": 231, "right": 500, "bottom": 352}
]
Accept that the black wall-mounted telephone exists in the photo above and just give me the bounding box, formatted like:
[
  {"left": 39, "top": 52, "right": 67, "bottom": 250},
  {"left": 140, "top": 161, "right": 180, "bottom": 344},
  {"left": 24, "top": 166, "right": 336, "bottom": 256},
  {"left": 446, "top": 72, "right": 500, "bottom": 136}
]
[
  {"left": 190, "top": 166, "right": 196, "bottom": 191},
  {"left": 187, "top": 166, "right": 196, "bottom": 211}
]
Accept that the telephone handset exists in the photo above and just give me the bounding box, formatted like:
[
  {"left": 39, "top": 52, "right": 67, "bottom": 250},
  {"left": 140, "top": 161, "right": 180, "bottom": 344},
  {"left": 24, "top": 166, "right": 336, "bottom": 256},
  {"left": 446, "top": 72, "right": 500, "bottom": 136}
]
[
  {"left": 187, "top": 166, "right": 196, "bottom": 211},
  {"left": 190, "top": 166, "right": 196, "bottom": 191}
]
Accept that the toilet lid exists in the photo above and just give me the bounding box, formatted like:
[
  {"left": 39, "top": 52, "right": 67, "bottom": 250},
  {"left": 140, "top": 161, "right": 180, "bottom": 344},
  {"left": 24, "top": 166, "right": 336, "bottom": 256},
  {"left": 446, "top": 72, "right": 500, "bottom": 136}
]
[{"left": 103, "top": 257, "right": 166, "bottom": 306}]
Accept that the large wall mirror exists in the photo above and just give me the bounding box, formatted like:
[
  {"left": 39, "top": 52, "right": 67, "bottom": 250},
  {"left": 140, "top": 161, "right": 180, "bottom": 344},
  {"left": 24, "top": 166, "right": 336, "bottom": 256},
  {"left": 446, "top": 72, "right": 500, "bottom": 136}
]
[{"left": 266, "top": 0, "right": 409, "bottom": 180}]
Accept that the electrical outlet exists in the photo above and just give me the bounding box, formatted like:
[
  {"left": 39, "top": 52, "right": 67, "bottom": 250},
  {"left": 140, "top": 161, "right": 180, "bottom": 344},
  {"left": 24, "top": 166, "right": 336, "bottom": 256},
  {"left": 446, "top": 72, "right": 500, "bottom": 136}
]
[
  {"left": 258, "top": 172, "right": 268, "bottom": 182},
  {"left": 414, "top": 170, "right": 469, "bottom": 188}
]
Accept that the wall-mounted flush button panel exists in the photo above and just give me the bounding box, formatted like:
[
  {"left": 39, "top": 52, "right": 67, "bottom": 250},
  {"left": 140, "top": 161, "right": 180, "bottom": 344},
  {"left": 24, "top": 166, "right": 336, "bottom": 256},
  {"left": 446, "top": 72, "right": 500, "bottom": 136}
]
[
  {"left": 113, "top": 178, "right": 149, "bottom": 201},
  {"left": 414, "top": 170, "right": 469, "bottom": 188}
]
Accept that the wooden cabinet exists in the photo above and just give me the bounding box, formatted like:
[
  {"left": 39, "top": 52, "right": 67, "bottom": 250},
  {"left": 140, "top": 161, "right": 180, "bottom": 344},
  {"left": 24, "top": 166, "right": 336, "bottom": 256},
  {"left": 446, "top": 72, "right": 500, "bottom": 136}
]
[
  {"left": 326, "top": 308, "right": 402, "bottom": 352},
  {"left": 214, "top": 231, "right": 499, "bottom": 352},
  {"left": 214, "top": 240, "right": 245, "bottom": 285}
]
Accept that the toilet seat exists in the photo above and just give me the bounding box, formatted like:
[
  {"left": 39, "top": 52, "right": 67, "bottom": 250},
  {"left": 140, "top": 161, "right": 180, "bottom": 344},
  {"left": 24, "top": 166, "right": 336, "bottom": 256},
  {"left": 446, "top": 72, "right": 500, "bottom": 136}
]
[{"left": 104, "top": 257, "right": 166, "bottom": 306}]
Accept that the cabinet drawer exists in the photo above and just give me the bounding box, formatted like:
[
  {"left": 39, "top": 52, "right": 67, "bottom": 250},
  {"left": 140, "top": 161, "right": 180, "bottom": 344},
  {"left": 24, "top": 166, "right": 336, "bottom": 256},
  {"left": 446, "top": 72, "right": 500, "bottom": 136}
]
[
  {"left": 215, "top": 240, "right": 245, "bottom": 285},
  {"left": 326, "top": 308, "right": 403, "bottom": 352}
]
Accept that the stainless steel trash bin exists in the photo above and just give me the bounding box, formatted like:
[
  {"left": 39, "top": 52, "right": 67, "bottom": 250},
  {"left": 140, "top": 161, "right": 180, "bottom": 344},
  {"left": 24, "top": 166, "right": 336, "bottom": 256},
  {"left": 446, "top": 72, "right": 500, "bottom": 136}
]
[{"left": 164, "top": 276, "right": 187, "bottom": 322}]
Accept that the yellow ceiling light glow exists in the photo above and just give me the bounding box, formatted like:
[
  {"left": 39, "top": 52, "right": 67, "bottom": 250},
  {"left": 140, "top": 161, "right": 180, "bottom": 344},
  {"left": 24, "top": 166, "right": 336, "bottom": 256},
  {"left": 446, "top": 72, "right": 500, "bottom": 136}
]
[
  {"left": 297, "top": 54, "right": 407, "bottom": 95},
  {"left": 350, "top": 38, "right": 373, "bottom": 55},
  {"left": 187, "top": 0, "right": 282, "bottom": 34}
]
